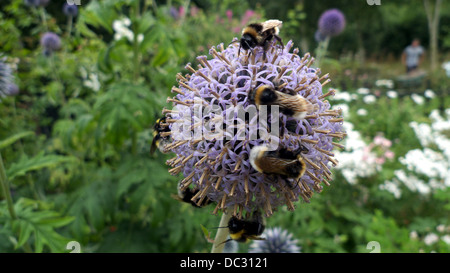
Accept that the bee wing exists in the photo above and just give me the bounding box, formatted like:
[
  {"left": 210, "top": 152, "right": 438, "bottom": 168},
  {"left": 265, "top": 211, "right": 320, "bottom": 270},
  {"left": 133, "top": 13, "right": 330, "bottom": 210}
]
[
  {"left": 261, "top": 19, "right": 283, "bottom": 32},
  {"left": 256, "top": 156, "right": 297, "bottom": 176},
  {"left": 275, "top": 91, "right": 314, "bottom": 119}
]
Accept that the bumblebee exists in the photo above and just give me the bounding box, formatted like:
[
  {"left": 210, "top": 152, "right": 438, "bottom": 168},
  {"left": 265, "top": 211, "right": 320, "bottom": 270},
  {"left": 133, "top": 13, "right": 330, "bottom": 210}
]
[
  {"left": 249, "top": 145, "right": 306, "bottom": 180},
  {"left": 150, "top": 116, "right": 171, "bottom": 154},
  {"left": 249, "top": 85, "right": 314, "bottom": 121},
  {"left": 171, "top": 186, "right": 213, "bottom": 208},
  {"left": 239, "top": 19, "right": 284, "bottom": 60},
  {"left": 221, "top": 212, "right": 266, "bottom": 244}
]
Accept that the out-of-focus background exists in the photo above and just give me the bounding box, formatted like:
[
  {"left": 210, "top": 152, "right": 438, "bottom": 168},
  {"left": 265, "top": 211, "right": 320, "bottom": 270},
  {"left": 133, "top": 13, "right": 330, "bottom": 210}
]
[{"left": 0, "top": 0, "right": 449, "bottom": 253}]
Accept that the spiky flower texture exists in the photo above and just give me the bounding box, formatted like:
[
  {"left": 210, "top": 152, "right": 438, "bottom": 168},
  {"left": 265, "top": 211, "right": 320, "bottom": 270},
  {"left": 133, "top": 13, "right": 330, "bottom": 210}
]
[
  {"left": 249, "top": 227, "right": 301, "bottom": 253},
  {"left": 163, "top": 39, "right": 345, "bottom": 218}
]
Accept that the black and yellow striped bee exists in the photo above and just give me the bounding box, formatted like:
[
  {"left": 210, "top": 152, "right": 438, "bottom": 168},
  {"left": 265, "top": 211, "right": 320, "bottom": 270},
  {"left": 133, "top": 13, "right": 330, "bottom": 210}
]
[
  {"left": 150, "top": 117, "right": 171, "bottom": 154},
  {"left": 249, "top": 145, "right": 306, "bottom": 180},
  {"left": 171, "top": 186, "right": 213, "bottom": 208},
  {"left": 221, "top": 212, "right": 266, "bottom": 244},
  {"left": 239, "top": 19, "right": 284, "bottom": 60}
]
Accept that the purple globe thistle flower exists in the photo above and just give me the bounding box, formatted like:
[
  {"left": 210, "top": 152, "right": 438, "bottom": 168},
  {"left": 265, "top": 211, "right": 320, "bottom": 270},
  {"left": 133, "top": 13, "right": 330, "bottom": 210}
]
[
  {"left": 248, "top": 227, "right": 301, "bottom": 253},
  {"left": 318, "top": 9, "right": 346, "bottom": 37},
  {"left": 63, "top": 3, "right": 78, "bottom": 17},
  {"left": 40, "top": 32, "right": 61, "bottom": 55},
  {"left": 163, "top": 38, "right": 345, "bottom": 218}
]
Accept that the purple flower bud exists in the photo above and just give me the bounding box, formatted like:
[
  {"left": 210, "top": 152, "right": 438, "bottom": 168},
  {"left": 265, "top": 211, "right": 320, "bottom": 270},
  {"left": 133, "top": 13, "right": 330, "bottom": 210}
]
[
  {"left": 63, "top": 3, "right": 78, "bottom": 17},
  {"left": 318, "top": 9, "right": 346, "bottom": 37},
  {"left": 249, "top": 227, "right": 301, "bottom": 253},
  {"left": 40, "top": 32, "right": 61, "bottom": 54},
  {"left": 163, "top": 38, "right": 346, "bottom": 218}
]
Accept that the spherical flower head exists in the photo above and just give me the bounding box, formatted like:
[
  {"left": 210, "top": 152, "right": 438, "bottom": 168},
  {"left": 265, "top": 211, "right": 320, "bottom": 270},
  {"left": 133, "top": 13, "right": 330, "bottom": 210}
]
[
  {"left": 63, "top": 3, "right": 78, "bottom": 17},
  {"left": 163, "top": 38, "right": 345, "bottom": 218},
  {"left": 249, "top": 227, "right": 301, "bottom": 253},
  {"left": 40, "top": 32, "right": 61, "bottom": 54},
  {"left": 318, "top": 9, "right": 346, "bottom": 37}
]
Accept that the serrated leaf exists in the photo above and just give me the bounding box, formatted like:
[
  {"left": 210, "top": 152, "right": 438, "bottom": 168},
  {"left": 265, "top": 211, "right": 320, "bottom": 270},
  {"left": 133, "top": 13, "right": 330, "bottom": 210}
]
[
  {"left": 0, "top": 131, "right": 35, "bottom": 150},
  {"left": 6, "top": 152, "right": 76, "bottom": 180}
]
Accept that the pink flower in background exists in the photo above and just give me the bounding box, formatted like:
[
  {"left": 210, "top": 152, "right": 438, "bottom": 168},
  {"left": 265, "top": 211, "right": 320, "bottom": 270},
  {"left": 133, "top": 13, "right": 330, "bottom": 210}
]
[
  {"left": 384, "top": 150, "right": 395, "bottom": 159},
  {"left": 375, "top": 157, "right": 385, "bottom": 165},
  {"left": 240, "top": 9, "right": 255, "bottom": 26},
  {"left": 178, "top": 6, "right": 185, "bottom": 17},
  {"left": 190, "top": 6, "right": 199, "bottom": 17},
  {"left": 374, "top": 135, "right": 384, "bottom": 146},
  {"left": 226, "top": 10, "right": 233, "bottom": 21},
  {"left": 382, "top": 139, "right": 392, "bottom": 148}
]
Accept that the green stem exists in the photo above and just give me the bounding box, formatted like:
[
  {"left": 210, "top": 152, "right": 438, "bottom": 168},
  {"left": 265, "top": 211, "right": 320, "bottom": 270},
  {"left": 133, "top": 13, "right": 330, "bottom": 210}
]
[
  {"left": 40, "top": 7, "right": 48, "bottom": 31},
  {"left": 315, "top": 36, "right": 330, "bottom": 68},
  {"left": 210, "top": 211, "right": 231, "bottom": 253},
  {"left": 49, "top": 54, "right": 66, "bottom": 105},
  {"left": 133, "top": 1, "right": 141, "bottom": 81},
  {"left": 0, "top": 152, "right": 17, "bottom": 220},
  {"left": 67, "top": 16, "right": 73, "bottom": 39}
]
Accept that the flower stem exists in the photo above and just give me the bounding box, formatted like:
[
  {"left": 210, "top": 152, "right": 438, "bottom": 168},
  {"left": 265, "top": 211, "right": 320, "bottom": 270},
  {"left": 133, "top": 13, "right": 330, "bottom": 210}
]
[
  {"left": 210, "top": 210, "right": 231, "bottom": 253},
  {"left": 40, "top": 7, "right": 48, "bottom": 32},
  {"left": 0, "top": 152, "right": 17, "bottom": 220}
]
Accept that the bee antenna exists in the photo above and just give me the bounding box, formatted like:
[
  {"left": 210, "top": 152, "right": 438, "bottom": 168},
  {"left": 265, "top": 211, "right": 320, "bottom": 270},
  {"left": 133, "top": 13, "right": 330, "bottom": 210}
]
[{"left": 228, "top": 40, "right": 239, "bottom": 46}]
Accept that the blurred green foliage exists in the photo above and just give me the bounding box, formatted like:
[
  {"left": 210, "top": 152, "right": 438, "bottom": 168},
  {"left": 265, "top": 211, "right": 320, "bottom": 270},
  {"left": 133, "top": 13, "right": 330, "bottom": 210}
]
[{"left": 0, "top": 0, "right": 449, "bottom": 253}]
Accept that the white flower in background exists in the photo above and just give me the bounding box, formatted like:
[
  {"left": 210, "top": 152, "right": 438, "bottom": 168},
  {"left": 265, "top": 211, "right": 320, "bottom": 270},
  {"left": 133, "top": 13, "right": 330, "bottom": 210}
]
[
  {"left": 424, "top": 89, "right": 436, "bottom": 99},
  {"left": 424, "top": 233, "right": 439, "bottom": 245},
  {"left": 113, "top": 18, "right": 144, "bottom": 43},
  {"left": 409, "top": 231, "right": 418, "bottom": 240},
  {"left": 79, "top": 67, "right": 101, "bottom": 92},
  {"left": 334, "top": 91, "right": 353, "bottom": 102},
  {"left": 442, "top": 235, "right": 450, "bottom": 245},
  {"left": 386, "top": 90, "right": 398, "bottom": 99},
  {"left": 443, "top": 61, "right": 450, "bottom": 77},
  {"left": 379, "top": 180, "right": 401, "bottom": 198},
  {"left": 356, "top": 108, "right": 368, "bottom": 116},
  {"left": 375, "top": 79, "right": 394, "bottom": 89},
  {"left": 411, "top": 94, "right": 424, "bottom": 105},
  {"left": 381, "top": 109, "right": 450, "bottom": 198},
  {"left": 334, "top": 121, "right": 378, "bottom": 184},
  {"left": 363, "top": 94, "right": 376, "bottom": 104},
  {"left": 357, "top": 87, "right": 370, "bottom": 95},
  {"left": 436, "top": 225, "right": 446, "bottom": 233}
]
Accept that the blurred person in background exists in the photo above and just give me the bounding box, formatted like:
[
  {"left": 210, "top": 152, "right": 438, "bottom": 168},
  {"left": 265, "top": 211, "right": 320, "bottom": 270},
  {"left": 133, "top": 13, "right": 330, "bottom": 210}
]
[{"left": 402, "top": 38, "right": 425, "bottom": 74}]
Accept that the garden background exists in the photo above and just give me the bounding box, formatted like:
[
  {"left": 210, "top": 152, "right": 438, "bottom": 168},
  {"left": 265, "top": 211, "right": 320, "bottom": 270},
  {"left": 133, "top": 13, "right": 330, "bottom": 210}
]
[{"left": 0, "top": 0, "right": 450, "bottom": 253}]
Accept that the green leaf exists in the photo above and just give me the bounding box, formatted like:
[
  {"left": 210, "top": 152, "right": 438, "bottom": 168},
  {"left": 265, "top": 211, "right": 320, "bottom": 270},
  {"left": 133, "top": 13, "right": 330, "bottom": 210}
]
[
  {"left": 6, "top": 152, "right": 76, "bottom": 180},
  {"left": 0, "top": 131, "right": 35, "bottom": 150}
]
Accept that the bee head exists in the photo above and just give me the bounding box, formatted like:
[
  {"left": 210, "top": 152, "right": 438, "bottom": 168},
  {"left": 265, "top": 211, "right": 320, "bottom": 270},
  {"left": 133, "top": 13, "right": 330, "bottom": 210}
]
[
  {"left": 240, "top": 33, "right": 257, "bottom": 50},
  {"left": 228, "top": 216, "right": 246, "bottom": 234},
  {"left": 253, "top": 85, "right": 277, "bottom": 106}
]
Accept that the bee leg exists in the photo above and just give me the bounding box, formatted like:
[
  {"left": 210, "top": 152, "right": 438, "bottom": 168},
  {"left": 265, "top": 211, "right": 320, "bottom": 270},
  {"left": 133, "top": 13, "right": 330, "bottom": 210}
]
[{"left": 274, "top": 34, "right": 284, "bottom": 50}]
